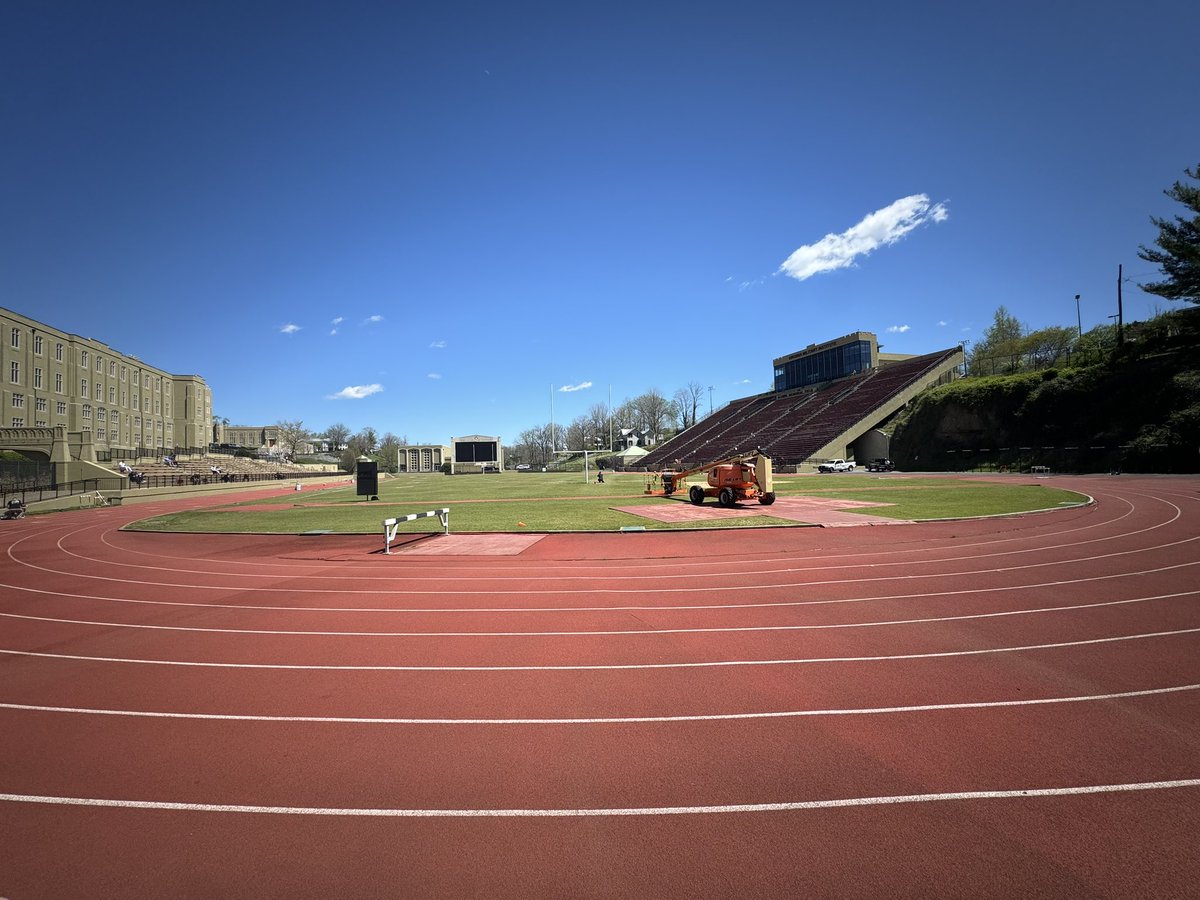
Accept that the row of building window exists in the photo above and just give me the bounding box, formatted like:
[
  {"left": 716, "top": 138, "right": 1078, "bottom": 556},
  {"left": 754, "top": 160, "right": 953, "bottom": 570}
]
[
  {"left": 11, "top": 368, "right": 171, "bottom": 414},
  {"left": 9, "top": 333, "right": 166, "bottom": 390},
  {"left": 7, "top": 418, "right": 172, "bottom": 442},
  {"left": 9, "top": 391, "right": 170, "bottom": 428}
]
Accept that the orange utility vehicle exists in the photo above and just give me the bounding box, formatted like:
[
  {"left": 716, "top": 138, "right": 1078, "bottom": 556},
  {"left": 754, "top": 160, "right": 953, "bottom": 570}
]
[{"left": 652, "top": 450, "right": 776, "bottom": 507}]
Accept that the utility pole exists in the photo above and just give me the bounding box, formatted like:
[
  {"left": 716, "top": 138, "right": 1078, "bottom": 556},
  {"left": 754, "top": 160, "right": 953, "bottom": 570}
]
[
  {"left": 1117, "top": 264, "right": 1125, "bottom": 347},
  {"left": 1075, "top": 294, "right": 1082, "bottom": 339},
  {"left": 608, "top": 384, "right": 613, "bottom": 451}
]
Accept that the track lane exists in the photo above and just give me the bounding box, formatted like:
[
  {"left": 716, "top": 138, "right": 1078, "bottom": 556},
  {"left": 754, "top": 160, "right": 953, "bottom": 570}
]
[{"left": 3, "top": 474, "right": 1199, "bottom": 897}]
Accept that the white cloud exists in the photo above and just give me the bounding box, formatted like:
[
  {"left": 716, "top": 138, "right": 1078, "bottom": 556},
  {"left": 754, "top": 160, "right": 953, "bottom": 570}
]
[
  {"left": 280, "top": 323, "right": 301, "bottom": 335},
  {"left": 363, "top": 314, "right": 384, "bottom": 324},
  {"left": 427, "top": 373, "right": 442, "bottom": 380},
  {"left": 430, "top": 340, "right": 447, "bottom": 349},
  {"left": 558, "top": 381, "right": 592, "bottom": 393},
  {"left": 937, "top": 320, "right": 948, "bottom": 327},
  {"left": 886, "top": 325, "right": 911, "bottom": 333},
  {"left": 329, "top": 328, "right": 338, "bottom": 336},
  {"left": 331, "top": 316, "right": 344, "bottom": 326},
  {"left": 328, "top": 383, "right": 383, "bottom": 400},
  {"left": 734, "top": 378, "right": 752, "bottom": 385},
  {"left": 778, "top": 194, "right": 949, "bottom": 281}
]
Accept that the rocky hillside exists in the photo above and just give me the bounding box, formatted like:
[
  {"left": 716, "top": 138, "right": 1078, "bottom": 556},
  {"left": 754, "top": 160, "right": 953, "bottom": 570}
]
[{"left": 890, "top": 323, "right": 1200, "bottom": 473}]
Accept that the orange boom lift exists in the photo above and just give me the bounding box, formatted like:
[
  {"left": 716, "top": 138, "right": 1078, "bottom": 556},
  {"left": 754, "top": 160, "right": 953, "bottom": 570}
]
[{"left": 646, "top": 450, "right": 776, "bottom": 507}]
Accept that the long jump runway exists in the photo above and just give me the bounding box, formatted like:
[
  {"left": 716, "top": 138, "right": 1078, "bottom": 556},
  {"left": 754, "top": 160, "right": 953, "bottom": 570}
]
[{"left": 1, "top": 475, "right": 1198, "bottom": 897}]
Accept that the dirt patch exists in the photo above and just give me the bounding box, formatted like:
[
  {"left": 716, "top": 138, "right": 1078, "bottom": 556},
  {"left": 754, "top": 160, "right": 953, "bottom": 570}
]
[{"left": 612, "top": 496, "right": 912, "bottom": 527}]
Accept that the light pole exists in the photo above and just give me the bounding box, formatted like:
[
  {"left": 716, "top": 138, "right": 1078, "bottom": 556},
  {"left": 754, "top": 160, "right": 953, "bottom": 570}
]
[
  {"left": 708, "top": 385, "right": 714, "bottom": 416},
  {"left": 1075, "top": 294, "right": 1082, "bottom": 339}
]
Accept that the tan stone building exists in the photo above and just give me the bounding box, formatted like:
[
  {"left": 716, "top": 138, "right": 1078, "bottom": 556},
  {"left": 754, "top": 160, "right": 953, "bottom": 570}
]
[
  {"left": 400, "top": 445, "right": 450, "bottom": 472},
  {"left": 0, "top": 306, "right": 213, "bottom": 453}
]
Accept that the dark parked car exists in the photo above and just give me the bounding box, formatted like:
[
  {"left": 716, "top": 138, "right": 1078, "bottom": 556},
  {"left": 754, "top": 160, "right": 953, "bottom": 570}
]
[{"left": 867, "top": 458, "right": 895, "bottom": 472}]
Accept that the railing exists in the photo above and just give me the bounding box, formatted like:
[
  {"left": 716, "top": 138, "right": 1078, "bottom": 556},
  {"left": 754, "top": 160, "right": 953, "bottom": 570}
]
[
  {"left": 97, "top": 445, "right": 210, "bottom": 463},
  {"left": 2, "top": 479, "right": 108, "bottom": 506},
  {"left": 3, "top": 469, "right": 338, "bottom": 505},
  {"left": 122, "top": 470, "right": 335, "bottom": 490}
]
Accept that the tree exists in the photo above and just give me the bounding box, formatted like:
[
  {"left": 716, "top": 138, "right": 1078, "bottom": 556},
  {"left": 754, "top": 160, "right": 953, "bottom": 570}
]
[
  {"left": 672, "top": 381, "right": 705, "bottom": 431},
  {"left": 273, "top": 420, "right": 308, "bottom": 458},
  {"left": 586, "top": 403, "right": 611, "bottom": 449},
  {"left": 378, "top": 433, "right": 402, "bottom": 471},
  {"left": 1021, "top": 326, "right": 1077, "bottom": 369},
  {"left": 355, "top": 427, "right": 378, "bottom": 454},
  {"left": 968, "top": 306, "right": 1025, "bottom": 375},
  {"left": 324, "top": 422, "right": 351, "bottom": 451},
  {"left": 632, "top": 389, "right": 673, "bottom": 445},
  {"left": 1138, "top": 164, "right": 1200, "bottom": 305}
]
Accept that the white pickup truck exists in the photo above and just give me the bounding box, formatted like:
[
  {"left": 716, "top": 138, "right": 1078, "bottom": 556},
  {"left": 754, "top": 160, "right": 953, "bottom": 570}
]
[{"left": 817, "top": 458, "right": 856, "bottom": 473}]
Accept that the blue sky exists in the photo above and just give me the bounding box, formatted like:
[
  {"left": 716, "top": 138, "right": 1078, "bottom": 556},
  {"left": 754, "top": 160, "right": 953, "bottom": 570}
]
[{"left": 3, "top": 1, "right": 1196, "bottom": 444}]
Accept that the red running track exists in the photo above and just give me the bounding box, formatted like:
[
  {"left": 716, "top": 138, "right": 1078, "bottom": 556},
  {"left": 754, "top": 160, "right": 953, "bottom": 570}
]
[{"left": 1, "top": 475, "right": 1198, "bottom": 897}]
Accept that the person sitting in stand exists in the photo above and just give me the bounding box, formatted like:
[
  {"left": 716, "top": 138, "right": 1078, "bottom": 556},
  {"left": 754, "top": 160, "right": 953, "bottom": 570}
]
[
  {"left": 117, "top": 461, "right": 133, "bottom": 475},
  {"left": 129, "top": 471, "right": 145, "bottom": 486},
  {"left": 3, "top": 498, "right": 27, "bottom": 520},
  {"left": 210, "top": 464, "right": 223, "bottom": 477}
]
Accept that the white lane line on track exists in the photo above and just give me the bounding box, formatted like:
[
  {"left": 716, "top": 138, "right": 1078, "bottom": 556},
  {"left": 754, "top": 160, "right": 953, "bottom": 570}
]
[
  {"left": 2, "top": 779, "right": 1198, "bottom": 817},
  {"left": 1, "top": 684, "right": 1195, "bottom": 725},
  {"left": 3, "top": 589, "right": 1197, "bottom": 637},
  {"left": 2, "top": 626, "right": 1198, "bottom": 670},
  {"left": 39, "top": 495, "right": 1185, "bottom": 583},
  {"left": 88, "top": 484, "right": 1135, "bottom": 572},
  {"left": 0, "top": 558, "right": 1195, "bottom": 613},
  {"left": 16, "top": 522, "right": 1200, "bottom": 595},
  {"left": 11, "top": 485, "right": 1137, "bottom": 579}
]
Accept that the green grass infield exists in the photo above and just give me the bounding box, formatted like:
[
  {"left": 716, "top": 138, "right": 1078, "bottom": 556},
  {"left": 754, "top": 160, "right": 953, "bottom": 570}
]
[{"left": 124, "top": 471, "right": 1090, "bottom": 535}]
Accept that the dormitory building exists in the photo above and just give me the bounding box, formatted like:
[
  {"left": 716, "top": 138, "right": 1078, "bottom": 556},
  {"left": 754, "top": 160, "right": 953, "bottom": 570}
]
[{"left": 0, "top": 306, "right": 213, "bottom": 453}]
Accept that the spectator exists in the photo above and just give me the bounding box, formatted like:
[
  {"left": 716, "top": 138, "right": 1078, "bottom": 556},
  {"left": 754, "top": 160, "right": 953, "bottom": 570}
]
[
  {"left": 117, "top": 461, "right": 133, "bottom": 475},
  {"left": 129, "top": 471, "right": 145, "bottom": 486},
  {"left": 210, "top": 464, "right": 223, "bottom": 476},
  {"left": 3, "top": 498, "right": 26, "bottom": 520}
]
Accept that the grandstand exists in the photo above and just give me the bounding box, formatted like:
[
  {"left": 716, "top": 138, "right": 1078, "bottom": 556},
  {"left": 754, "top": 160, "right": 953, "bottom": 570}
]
[
  {"left": 113, "top": 453, "right": 319, "bottom": 489},
  {"left": 638, "top": 335, "right": 962, "bottom": 471}
]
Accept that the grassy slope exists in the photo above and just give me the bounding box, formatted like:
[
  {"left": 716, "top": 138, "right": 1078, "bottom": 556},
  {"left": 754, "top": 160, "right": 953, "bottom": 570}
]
[{"left": 126, "top": 471, "right": 1087, "bottom": 534}]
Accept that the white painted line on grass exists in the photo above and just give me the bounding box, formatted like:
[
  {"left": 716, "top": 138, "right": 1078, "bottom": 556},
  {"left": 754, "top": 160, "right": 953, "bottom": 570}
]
[{"left": 2, "top": 779, "right": 1197, "bottom": 818}]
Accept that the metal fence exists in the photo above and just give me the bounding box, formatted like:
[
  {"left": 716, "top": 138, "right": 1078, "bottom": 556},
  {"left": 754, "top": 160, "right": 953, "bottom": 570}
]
[
  {"left": 2, "top": 479, "right": 109, "bottom": 506},
  {"left": 3, "top": 468, "right": 336, "bottom": 506},
  {"left": 96, "top": 445, "right": 211, "bottom": 463}
]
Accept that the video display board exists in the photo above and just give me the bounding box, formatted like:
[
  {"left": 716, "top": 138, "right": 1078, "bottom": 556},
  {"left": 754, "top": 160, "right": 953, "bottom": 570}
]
[{"left": 454, "top": 440, "right": 497, "bottom": 463}]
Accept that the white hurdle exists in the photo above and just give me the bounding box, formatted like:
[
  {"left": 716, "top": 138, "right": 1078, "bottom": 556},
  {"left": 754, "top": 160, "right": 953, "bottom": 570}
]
[{"left": 383, "top": 508, "right": 450, "bottom": 554}]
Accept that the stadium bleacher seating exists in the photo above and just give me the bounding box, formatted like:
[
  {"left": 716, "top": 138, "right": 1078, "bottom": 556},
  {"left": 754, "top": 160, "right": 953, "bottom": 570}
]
[{"left": 638, "top": 348, "right": 959, "bottom": 469}]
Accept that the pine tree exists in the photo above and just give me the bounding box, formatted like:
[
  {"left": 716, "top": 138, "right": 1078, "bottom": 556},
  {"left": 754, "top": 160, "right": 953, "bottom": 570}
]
[{"left": 1138, "top": 164, "right": 1200, "bottom": 305}]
